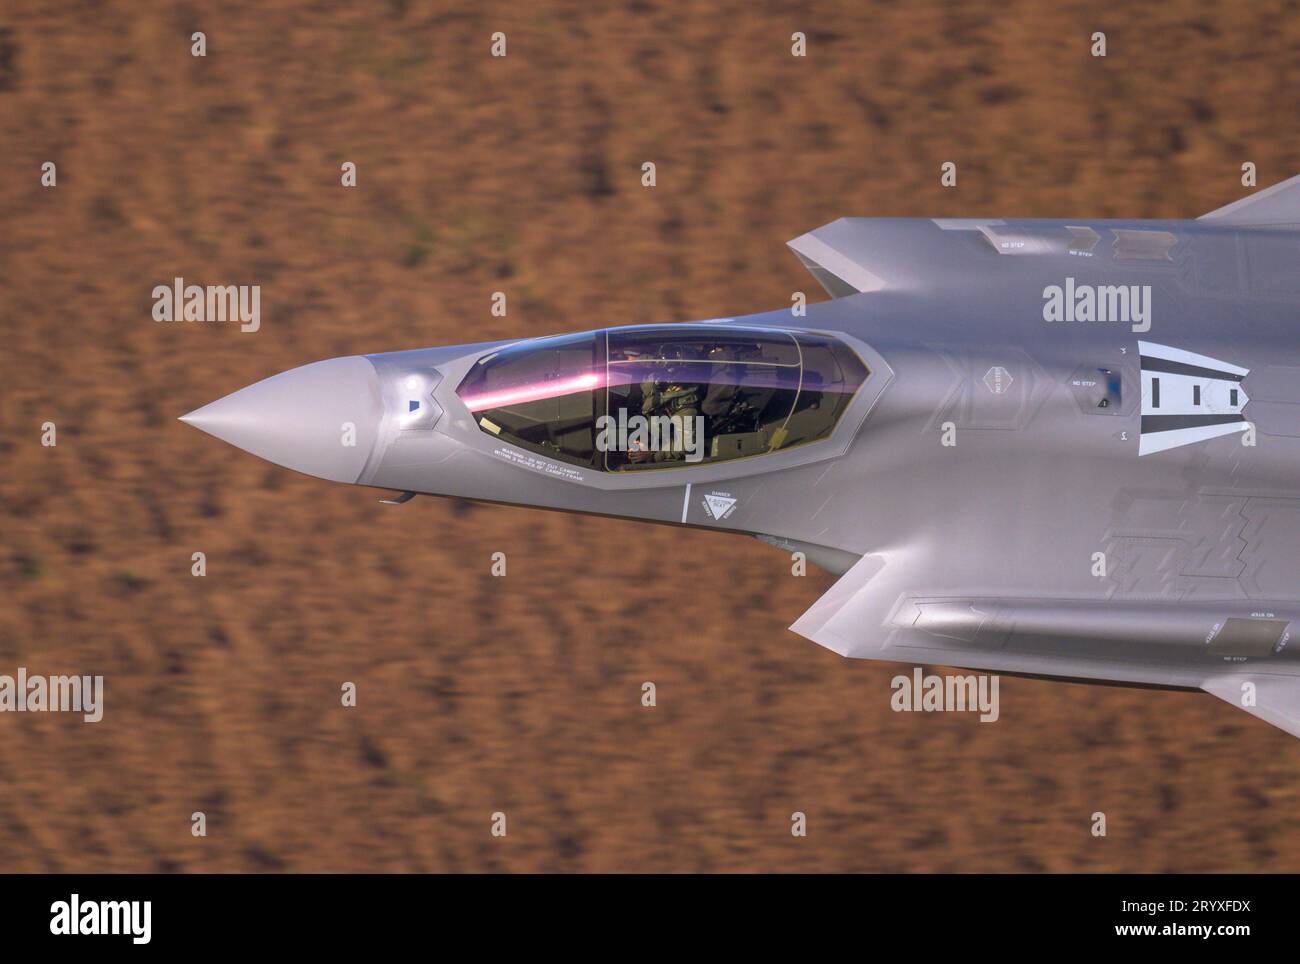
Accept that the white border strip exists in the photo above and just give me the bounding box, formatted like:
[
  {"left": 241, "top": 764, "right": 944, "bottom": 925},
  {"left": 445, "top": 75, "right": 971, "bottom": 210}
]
[
  {"left": 1138, "top": 421, "right": 1249, "bottom": 456},
  {"left": 1138, "top": 340, "right": 1250, "bottom": 377}
]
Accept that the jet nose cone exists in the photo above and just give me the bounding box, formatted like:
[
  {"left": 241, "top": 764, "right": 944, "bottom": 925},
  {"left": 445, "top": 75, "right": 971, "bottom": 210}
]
[{"left": 181, "top": 355, "right": 383, "bottom": 484}]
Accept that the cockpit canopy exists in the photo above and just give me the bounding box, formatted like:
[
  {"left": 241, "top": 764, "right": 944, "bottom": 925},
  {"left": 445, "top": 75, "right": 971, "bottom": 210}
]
[{"left": 455, "top": 325, "right": 869, "bottom": 471}]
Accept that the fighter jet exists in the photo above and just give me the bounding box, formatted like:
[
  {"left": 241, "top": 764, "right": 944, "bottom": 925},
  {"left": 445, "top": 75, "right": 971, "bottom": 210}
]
[{"left": 181, "top": 173, "right": 1300, "bottom": 740}]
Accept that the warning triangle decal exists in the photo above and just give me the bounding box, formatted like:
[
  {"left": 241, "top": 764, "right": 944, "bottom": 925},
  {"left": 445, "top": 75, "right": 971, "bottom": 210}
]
[{"left": 704, "top": 495, "right": 737, "bottom": 520}]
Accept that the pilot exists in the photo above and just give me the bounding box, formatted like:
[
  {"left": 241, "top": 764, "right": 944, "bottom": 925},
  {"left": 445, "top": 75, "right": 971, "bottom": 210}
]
[
  {"left": 630, "top": 350, "right": 702, "bottom": 462},
  {"left": 701, "top": 346, "right": 758, "bottom": 436},
  {"left": 701, "top": 346, "right": 742, "bottom": 422}
]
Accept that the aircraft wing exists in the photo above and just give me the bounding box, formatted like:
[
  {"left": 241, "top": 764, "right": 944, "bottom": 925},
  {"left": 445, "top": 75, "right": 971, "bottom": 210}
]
[
  {"left": 1199, "top": 171, "right": 1300, "bottom": 226},
  {"left": 1201, "top": 675, "right": 1300, "bottom": 740},
  {"left": 793, "top": 175, "right": 1300, "bottom": 302},
  {"left": 788, "top": 552, "right": 901, "bottom": 658},
  {"left": 791, "top": 553, "right": 1300, "bottom": 740},
  {"left": 787, "top": 218, "right": 1000, "bottom": 297}
]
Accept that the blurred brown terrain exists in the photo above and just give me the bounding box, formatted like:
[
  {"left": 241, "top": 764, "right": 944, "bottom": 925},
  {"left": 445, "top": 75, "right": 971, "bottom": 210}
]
[{"left": 2, "top": 1, "right": 1300, "bottom": 873}]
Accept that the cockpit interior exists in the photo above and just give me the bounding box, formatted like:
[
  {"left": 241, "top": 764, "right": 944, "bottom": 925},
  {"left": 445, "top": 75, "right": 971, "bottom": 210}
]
[{"left": 455, "top": 325, "right": 869, "bottom": 471}]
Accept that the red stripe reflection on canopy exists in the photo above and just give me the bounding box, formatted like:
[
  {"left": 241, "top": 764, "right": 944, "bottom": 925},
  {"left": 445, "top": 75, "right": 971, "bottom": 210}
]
[{"left": 460, "top": 371, "right": 605, "bottom": 412}]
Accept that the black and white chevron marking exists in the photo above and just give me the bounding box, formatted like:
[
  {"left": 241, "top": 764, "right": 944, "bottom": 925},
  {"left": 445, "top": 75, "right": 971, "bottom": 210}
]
[{"left": 1138, "top": 341, "right": 1250, "bottom": 456}]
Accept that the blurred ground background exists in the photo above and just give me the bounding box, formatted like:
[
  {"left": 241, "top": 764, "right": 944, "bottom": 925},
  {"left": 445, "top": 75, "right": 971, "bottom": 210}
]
[{"left": 2, "top": 1, "right": 1300, "bottom": 872}]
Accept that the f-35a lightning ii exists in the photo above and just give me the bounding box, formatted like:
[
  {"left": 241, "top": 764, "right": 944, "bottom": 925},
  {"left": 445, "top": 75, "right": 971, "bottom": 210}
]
[{"left": 182, "top": 173, "right": 1300, "bottom": 740}]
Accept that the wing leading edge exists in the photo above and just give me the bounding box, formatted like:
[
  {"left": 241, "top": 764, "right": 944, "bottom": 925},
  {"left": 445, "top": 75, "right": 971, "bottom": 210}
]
[
  {"left": 1199, "top": 171, "right": 1300, "bottom": 226},
  {"left": 1202, "top": 676, "right": 1300, "bottom": 740},
  {"left": 791, "top": 554, "right": 1300, "bottom": 741},
  {"left": 786, "top": 218, "right": 1001, "bottom": 297}
]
